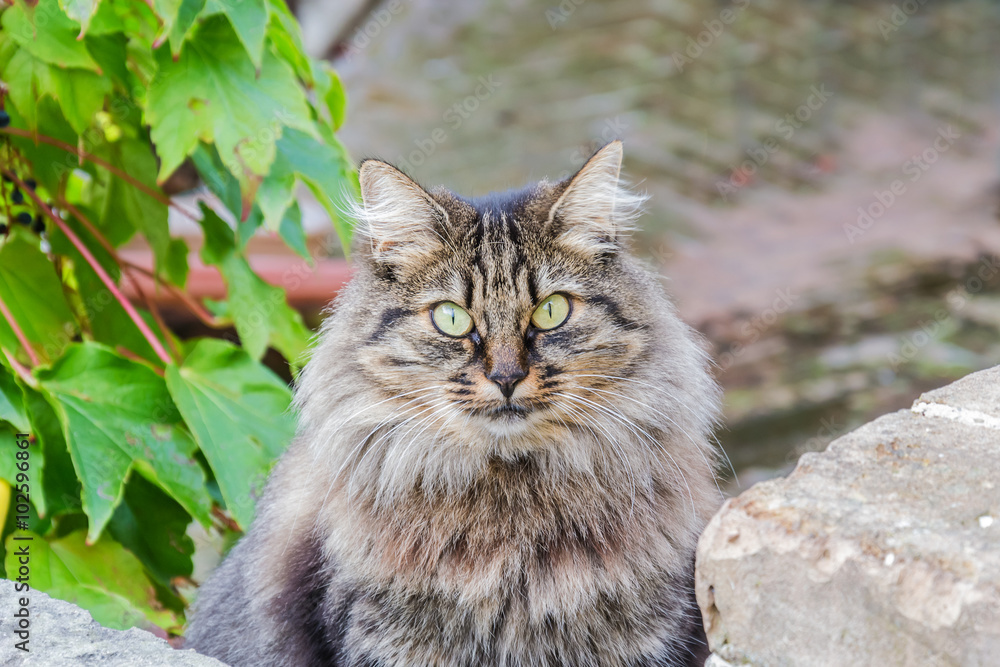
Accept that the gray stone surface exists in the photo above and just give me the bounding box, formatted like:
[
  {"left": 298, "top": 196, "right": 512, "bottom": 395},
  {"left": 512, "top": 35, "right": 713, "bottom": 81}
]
[
  {"left": 697, "top": 365, "right": 1000, "bottom": 667},
  {"left": 0, "top": 582, "right": 225, "bottom": 666}
]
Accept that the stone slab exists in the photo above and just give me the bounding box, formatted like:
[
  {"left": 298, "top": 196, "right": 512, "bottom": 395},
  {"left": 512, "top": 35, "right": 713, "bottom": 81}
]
[
  {"left": 0, "top": 582, "right": 225, "bottom": 666},
  {"left": 696, "top": 365, "right": 1000, "bottom": 666}
]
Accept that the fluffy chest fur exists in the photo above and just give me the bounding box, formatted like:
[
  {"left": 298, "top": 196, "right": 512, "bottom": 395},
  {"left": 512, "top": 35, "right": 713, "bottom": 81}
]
[{"left": 290, "top": 451, "right": 707, "bottom": 667}]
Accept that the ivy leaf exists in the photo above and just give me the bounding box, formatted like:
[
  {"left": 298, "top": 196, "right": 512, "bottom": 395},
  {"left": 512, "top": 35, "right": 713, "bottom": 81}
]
[
  {"left": 150, "top": 0, "right": 184, "bottom": 44},
  {"left": 108, "top": 474, "right": 193, "bottom": 589},
  {"left": 256, "top": 127, "right": 357, "bottom": 252},
  {"left": 0, "top": 41, "right": 109, "bottom": 135},
  {"left": 147, "top": 15, "right": 316, "bottom": 218},
  {"left": 1, "top": 0, "right": 101, "bottom": 71},
  {"left": 35, "top": 343, "right": 211, "bottom": 542},
  {"left": 1, "top": 47, "right": 54, "bottom": 131},
  {"left": 0, "top": 236, "right": 76, "bottom": 363},
  {"left": 265, "top": 0, "right": 311, "bottom": 84},
  {"left": 278, "top": 201, "right": 310, "bottom": 261},
  {"left": 48, "top": 65, "right": 112, "bottom": 134},
  {"left": 205, "top": 0, "right": 268, "bottom": 69},
  {"left": 165, "top": 237, "right": 190, "bottom": 288},
  {"left": 0, "top": 366, "right": 29, "bottom": 433},
  {"left": 315, "top": 62, "right": 347, "bottom": 131},
  {"left": 4, "top": 98, "right": 80, "bottom": 191},
  {"left": 167, "top": 0, "right": 206, "bottom": 56},
  {"left": 59, "top": 0, "right": 101, "bottom": 37},
  {"left": 196, "top": 204, "right": 311, "bottom": 362},
  {"left": 84, "top": 0, "right": 125, "bottom": 36},
  {"left": 165, "top": 338, "right": 294, "bottom": 529},
  {"left": 95, "top": 139, "right": 171, "bottom": 277},
  {"left": 4, "top": 530, "right": 177, "bottom": 631},
  {"left": 23, "top": 386, "right": 82, "bottom": 519}
]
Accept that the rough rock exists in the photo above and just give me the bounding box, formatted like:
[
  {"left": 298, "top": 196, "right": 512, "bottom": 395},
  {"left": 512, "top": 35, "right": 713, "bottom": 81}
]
[
  {"left": 696, "top": 365, "right": 1000, "bottom": 666},
  {"left": 0, "top": 582, "right": 225, "bottom": 666}
]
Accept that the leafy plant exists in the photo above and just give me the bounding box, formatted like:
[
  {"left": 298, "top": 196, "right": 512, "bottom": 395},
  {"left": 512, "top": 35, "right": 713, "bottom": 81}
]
[{"left": 0, "top": 0, "right": 355, "bottom": 635}]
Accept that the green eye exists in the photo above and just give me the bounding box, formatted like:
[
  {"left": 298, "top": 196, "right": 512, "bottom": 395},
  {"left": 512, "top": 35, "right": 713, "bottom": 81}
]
[
  {"left": 432, "top": 302, "right": 474, "bottom": 337},
  {"left": 531, "top": 294, "right": 571, "bottom": 330}
]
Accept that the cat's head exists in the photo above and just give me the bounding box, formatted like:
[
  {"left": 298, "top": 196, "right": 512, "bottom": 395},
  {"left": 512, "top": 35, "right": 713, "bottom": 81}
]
[{"left": 300, "top": 143, "right": 718, "bottom": 493}]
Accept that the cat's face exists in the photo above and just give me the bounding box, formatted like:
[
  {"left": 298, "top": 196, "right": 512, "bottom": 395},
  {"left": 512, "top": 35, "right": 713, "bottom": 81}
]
[{"left": 350, "top": 142, "right": 656, "bottom": 442}]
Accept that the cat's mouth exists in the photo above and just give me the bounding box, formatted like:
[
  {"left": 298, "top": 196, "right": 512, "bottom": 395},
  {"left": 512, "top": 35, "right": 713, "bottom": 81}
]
[{"left": 490, "top": 403, "right": 531, "bottom": 419}]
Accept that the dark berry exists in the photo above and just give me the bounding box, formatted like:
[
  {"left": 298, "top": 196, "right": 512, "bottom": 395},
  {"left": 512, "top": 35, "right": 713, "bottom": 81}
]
[
  {"left": 16, "top": 212, "right": 31, "bottom": 225},
  {"left": 25, "top": 179, "right": 36, "bottom": 190},
  {"left": 11, "top": 188, "right": 23, "bottom": 204},
  {"left": 0, "top": 224, "right": 7, "bottom": 234},
  {"left": 31, "top": 216, "right": 44, "bottom": 234},
  {"left": 0, "top": 110, "right": 9, "bottom": 128}
]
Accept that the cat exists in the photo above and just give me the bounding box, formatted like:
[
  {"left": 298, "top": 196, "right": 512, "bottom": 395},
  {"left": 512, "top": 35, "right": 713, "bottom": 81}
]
[{"left": 185, "top": 141, "right": 723, "bottom": 666}]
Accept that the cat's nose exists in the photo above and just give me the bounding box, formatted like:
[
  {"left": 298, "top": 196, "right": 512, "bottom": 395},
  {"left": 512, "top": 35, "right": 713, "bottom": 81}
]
[{"left": 487, "top": 368, "right": 527, "bottom": 399}]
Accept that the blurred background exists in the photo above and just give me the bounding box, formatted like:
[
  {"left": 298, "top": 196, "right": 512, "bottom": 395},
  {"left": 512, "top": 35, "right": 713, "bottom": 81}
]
[{"left": 166, "top": 0, "right": 1000, "bottom": 492}]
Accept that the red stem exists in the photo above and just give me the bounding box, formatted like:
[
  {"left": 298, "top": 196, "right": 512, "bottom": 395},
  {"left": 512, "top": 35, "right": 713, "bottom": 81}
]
[
  {"left": 3, "top": 169, "right": 174, "bottom": 365},
  {"left": 58, "top": 198, "right": 222, "bottom": 328},
  {"left": 0, "top": 293, "right": 40, "bottom": 366},
  {"left": 0, "top": 347, "right": 35, "bottom": 387},
  {"left": 58, "top": 200, "right": 182, "bottom": 357},
  {"left": 0, "top": 127, "right": 201, "bottom": 223}
]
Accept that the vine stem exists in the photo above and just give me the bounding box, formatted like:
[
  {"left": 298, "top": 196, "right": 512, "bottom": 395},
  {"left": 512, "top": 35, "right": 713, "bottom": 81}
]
[
  {"left": 0, "top": 347, "right": 35, "bottom": 388},
  {"left": 57, "top": 200, "right": 182, "bottom": 358},
  {"left": 0, "top": 294, "right": 40, "bottom": 366},
  {"left": 58, "top": 198, "right": 222, "bottom": 328},
  {"left": 3, "top": 168, "right": 174, "bottom": 365},
  {"left": 0, "top": 127, "right": 201, "bottom": 223}
]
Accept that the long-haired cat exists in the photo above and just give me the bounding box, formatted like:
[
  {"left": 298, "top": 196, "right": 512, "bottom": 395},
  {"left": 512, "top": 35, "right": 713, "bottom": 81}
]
[{"left": 185, "top": 141, "right": 722, "bottom": 666}]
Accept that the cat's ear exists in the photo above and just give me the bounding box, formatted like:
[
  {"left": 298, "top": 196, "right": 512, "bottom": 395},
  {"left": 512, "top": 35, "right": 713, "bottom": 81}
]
[
  {"left": 356, "top": 159, "right": 450, "bottom": 273},
  {"left": 547, "top": 141, "right": 643, "bottom": 255}
]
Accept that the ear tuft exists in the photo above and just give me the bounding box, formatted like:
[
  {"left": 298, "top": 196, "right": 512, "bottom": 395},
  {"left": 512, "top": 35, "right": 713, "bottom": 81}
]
[
  {"left": 547, "top": 141, "right": 646, "bottom": 255},
  {"left": 352, "top": 160, "right": 450, "bottom": 273}
]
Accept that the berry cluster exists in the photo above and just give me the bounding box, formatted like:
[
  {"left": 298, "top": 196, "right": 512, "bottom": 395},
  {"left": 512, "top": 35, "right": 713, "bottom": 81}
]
[{"left": 1, "top": 172, "right": 44, "bottom": 236}]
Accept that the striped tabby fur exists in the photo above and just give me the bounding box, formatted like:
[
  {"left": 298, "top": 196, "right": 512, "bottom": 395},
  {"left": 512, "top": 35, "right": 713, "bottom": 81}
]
[{"left": 186, "top": 142, "right": 722, "bottom": 666}]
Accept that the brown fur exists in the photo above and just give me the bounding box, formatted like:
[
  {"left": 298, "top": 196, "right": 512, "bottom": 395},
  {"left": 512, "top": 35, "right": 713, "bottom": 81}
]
[{"left": 186, "top": 142, "right": 722, "bottom": 666}]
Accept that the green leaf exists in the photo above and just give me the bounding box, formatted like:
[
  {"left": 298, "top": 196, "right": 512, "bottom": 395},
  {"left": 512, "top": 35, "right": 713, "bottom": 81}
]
[
  {"left": 4, "top": 98, "right": 80, "bottom": 191},
  {"left": 191, "top": 142, "right": 242, "bottom": 221},
  {"left": 315, "top": 62, "right": 347, "bottom": 131},
  {"left": 147, "top": 15, "right": 316, "bottom": 216},
  {"left": 95, "top": 139, "right": 171, "bottom": 274},
  {"left": 265, "top": 0, "right": 311, "bottom": 84},
  {"left": 48, "top": 65, "right": 112, "bottom": 134},
  {"left": 85, "top": 0, "right": 125, "bottom": 36},
  {"left": 0, "top": 236, "right": 76, "bottom": 363},
  {"left": 59, "top": 0, "right": 101, "bottom": 37},
  {"left": 195, "top": 201, "right": 236, "bottom": 266},
  {"left": 256, "top": 127, "right": 356, "bottom": 252},
  {"left": 4, "top": 530, "right": 177, "bottom": 630},
  {"left": 0, "top": 366, "right": 29, "bottom": 433},
  {"left": 278, "top": 201, "right": 310, "bottom": 261},
  {"left": 165, "top": 338, "right": 294, "bottom": 529},
  {"left": 206, "top": 0, "right": 268, "bottom": 68},
  {"left": 1, "top": 47, "right": 54, "bottom": 131},
  {"left": 0, "top": 425, "right": 38, "bottom": 494},
  {"left": 165, "top": 237, "right": 190, "bottom": 288},
  {"left": 191, "top": 142, "right": 264, "bottom": 248},
  {"left": 151, "top": 0, "right": 184, "bottom": 43},
  {"left": 167, "top": 0, "right": 206, "bottom": 56},
  {"left": 2, "top": 0, "right": 101, "bottom": 71},
  {"left": 108, "top": 474, "right": 193, "bottom": 588},
  {"left": 35, "top": 343, "right": 210, "bottom": 542},
  {"left": 195, "top": 204, "right": 311, "bottom": 361},
  {"left": 23, "top": 386, "right": 82, "bottom": 518}
]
